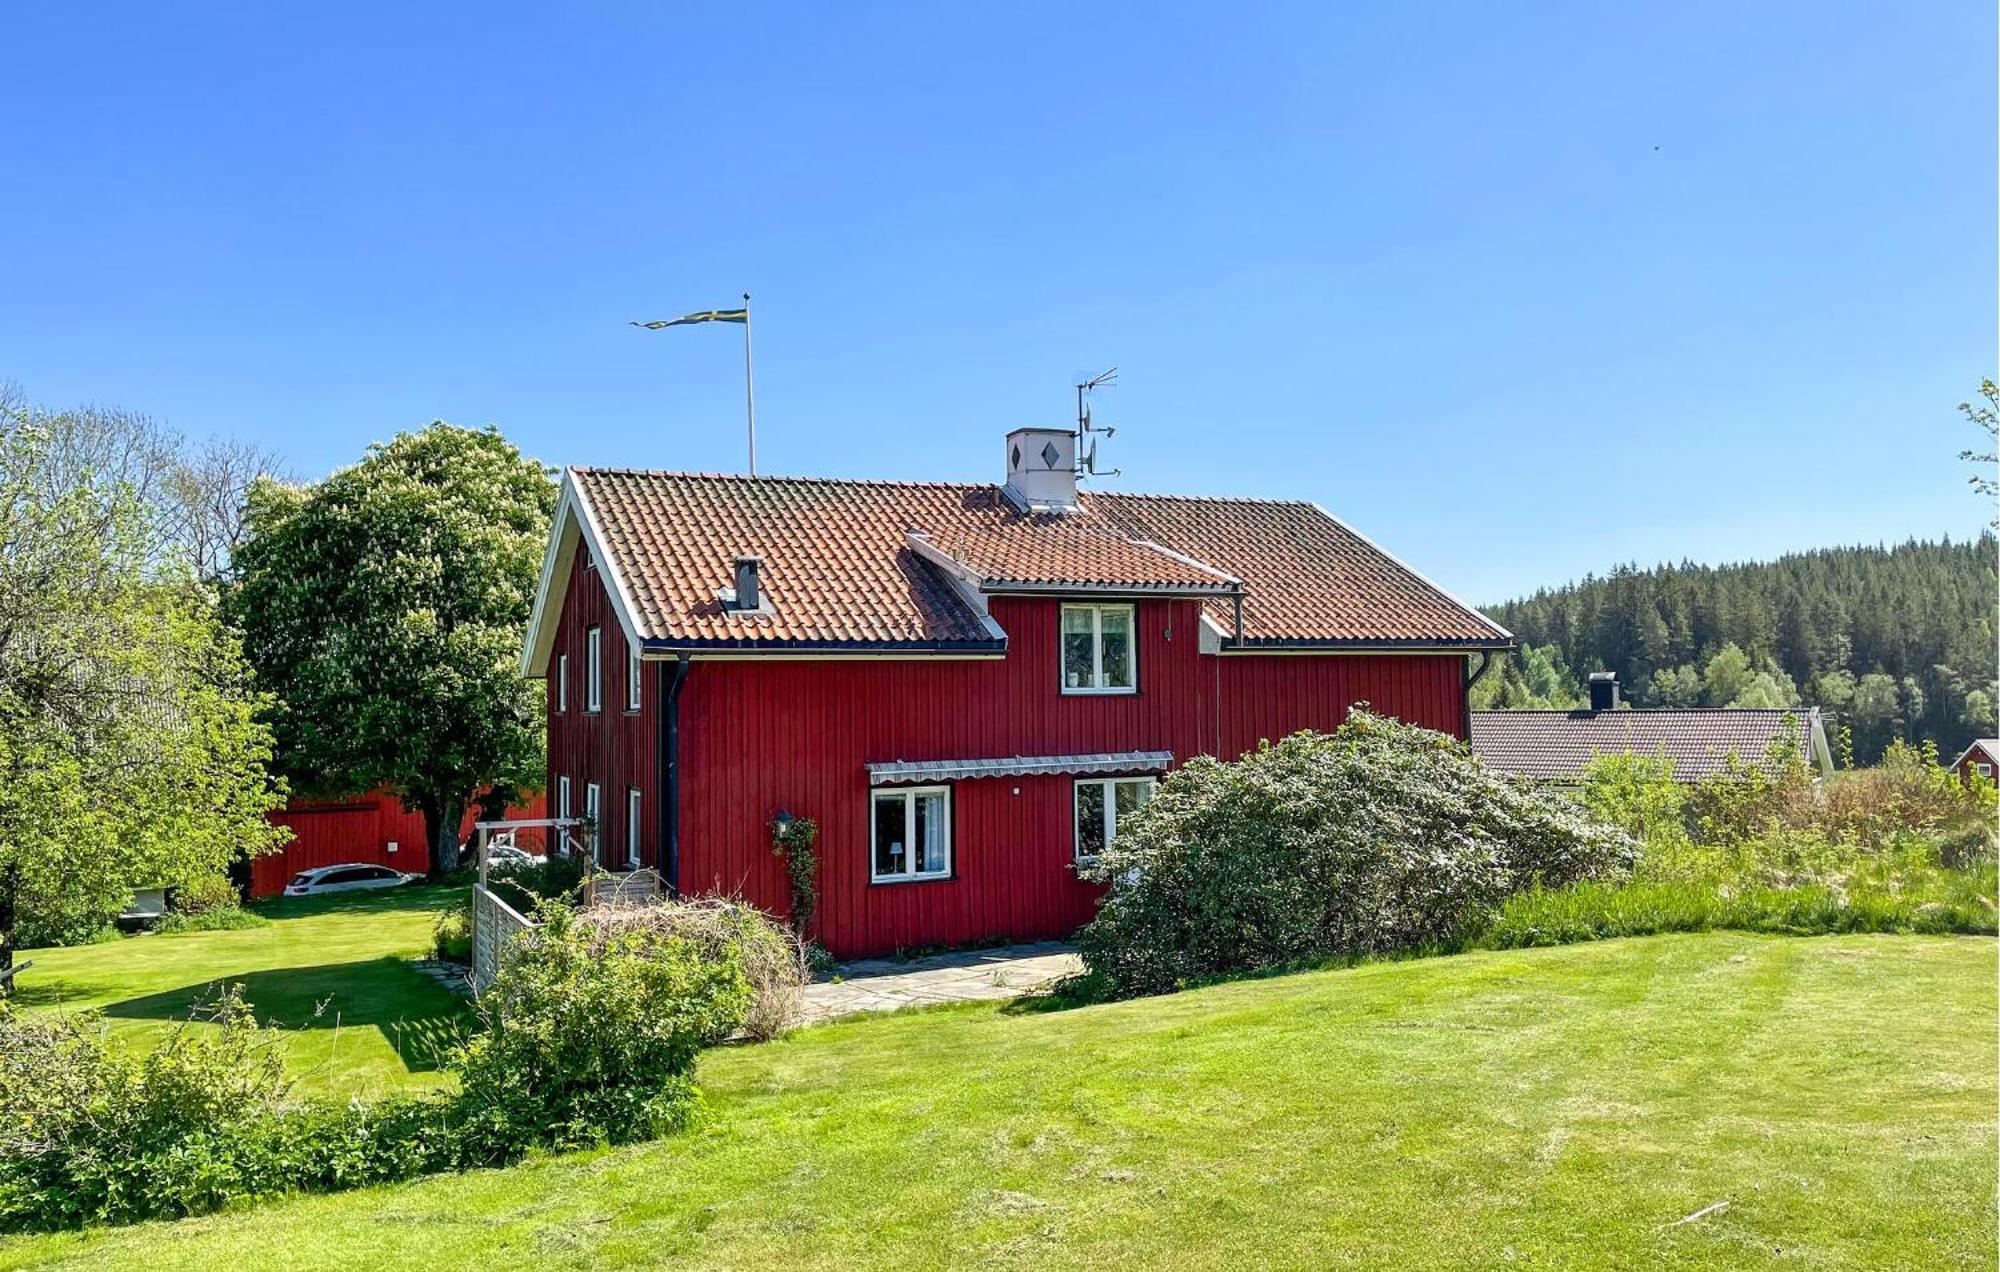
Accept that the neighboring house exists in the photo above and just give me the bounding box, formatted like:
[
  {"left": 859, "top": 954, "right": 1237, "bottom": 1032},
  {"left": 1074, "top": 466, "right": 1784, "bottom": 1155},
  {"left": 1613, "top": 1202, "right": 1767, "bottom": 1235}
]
[
  {"left": 1950, "top": 739, "right": 1999, "bottom": 786},
  {"left": 1471, "top": 672, "right": 1835, "bottom": 785},
  {"left": 518, "top": 426, "right": 1513, "bottom": 957}
]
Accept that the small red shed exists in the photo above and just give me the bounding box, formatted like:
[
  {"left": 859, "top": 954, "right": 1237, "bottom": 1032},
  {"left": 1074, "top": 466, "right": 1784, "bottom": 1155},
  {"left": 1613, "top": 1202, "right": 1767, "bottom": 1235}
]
[{"left": 1950, "top": 739, "right": 2000, "bottom": 787}]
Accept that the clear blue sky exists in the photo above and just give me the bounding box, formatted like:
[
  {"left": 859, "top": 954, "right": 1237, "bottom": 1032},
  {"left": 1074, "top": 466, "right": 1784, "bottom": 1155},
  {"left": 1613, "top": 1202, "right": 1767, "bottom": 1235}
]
[{"left": 3, "top": 3, "right": 1991, "bottom": 601}]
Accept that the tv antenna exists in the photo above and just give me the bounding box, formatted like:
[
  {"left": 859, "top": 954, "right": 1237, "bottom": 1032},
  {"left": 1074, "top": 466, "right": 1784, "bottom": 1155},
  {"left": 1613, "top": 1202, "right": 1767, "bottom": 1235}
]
[{"left": 1075, "top": 366, "right": 1121, "bottom": 480}]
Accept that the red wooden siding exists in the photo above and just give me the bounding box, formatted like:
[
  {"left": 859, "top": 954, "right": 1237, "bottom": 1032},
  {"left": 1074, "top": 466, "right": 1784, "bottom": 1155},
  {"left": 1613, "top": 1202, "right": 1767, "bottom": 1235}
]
[
  {"left": 656, "top": 594, "right": 1465, "bottom": 957},
  {"left": 545, "top": 549, "right": 658, "bottom": 869},
  {"left": 250, "top": 789, "right": 546, "bottom": 896}
]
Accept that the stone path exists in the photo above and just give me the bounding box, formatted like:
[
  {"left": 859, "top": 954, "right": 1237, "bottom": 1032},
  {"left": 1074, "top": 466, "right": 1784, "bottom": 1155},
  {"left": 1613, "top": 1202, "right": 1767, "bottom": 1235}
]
[{"left": 801, "top": 941, "right": 1082, "bottom": 1023}]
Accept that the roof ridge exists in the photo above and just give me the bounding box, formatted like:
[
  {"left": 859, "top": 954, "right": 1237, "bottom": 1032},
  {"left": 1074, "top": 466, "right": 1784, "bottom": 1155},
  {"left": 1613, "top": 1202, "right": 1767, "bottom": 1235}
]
[
  {"left": 573, "top": 466, "right": 992, "bottom": 492},
  {"left": 572, "top": 467, "right": 1321, "bottom": 508}
]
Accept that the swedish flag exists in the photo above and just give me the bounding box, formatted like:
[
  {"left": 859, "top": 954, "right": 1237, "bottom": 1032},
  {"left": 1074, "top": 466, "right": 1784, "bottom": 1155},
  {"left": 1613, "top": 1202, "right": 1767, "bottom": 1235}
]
[{"left": 630, "top": 308, "right": 748, "bottom": 329}]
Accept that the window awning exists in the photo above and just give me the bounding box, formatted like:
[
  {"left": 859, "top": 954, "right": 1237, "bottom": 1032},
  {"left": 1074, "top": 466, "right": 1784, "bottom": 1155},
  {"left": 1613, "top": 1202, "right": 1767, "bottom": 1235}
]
[{"left": 866, "top": 750, "right": 1173, "bottom": 787}]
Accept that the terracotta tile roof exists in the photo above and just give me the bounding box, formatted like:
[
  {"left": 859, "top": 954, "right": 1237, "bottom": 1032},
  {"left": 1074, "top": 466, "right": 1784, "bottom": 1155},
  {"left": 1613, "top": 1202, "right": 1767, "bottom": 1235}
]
[
  {"left": 1470, "top": 709, "right": 1821, "bottom": 783},
  {"left": 1096, "top": 493, "right": 1510, "bottom": 645},
  {"left": 571, "top": 468, "right": 1507, "bottom": 650}
]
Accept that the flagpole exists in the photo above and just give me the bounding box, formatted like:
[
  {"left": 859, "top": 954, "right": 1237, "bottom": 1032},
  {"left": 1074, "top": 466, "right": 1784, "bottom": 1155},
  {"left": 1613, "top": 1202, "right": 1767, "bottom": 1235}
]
[{"left": 741, "top": 291, "right": 757, "bottom": 476}]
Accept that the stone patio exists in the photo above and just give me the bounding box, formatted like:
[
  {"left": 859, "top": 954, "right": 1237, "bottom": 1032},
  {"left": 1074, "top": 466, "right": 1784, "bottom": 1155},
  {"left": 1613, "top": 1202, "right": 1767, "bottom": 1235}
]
[{"left": 800, "top": 941, "right": 1082, "bottom": 1023}]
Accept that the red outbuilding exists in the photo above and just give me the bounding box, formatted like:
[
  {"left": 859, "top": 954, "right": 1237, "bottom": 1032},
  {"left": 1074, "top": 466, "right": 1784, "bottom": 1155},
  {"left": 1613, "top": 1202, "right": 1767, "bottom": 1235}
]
[
  {"left": 249, "top": 789, "right": 546, "bottom": 896},
  {"left": 520, "top": 428, "right": 1513, "bottom": 957},
  {"left": 1951, "top": 739, "right": 2000, "bottom": 787}
]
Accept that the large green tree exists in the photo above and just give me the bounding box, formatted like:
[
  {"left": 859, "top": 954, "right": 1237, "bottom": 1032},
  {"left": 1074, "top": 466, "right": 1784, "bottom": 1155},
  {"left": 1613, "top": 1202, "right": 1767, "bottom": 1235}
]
[
  {"left": 228, "top": 424, "right": 555, "bottom": 875},
  {"left": 0, "top": 394, "right": 288, "bottom": 981}
]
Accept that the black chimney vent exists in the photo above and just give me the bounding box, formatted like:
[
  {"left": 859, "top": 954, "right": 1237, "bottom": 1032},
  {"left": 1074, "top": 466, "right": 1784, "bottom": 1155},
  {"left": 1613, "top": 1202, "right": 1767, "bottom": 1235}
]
[
  {"left": 1588, "top": 671, "right": 1619, "bottom": 713},
  {"left": 731, "top": 555, "right": 763, "bottom": 611}
]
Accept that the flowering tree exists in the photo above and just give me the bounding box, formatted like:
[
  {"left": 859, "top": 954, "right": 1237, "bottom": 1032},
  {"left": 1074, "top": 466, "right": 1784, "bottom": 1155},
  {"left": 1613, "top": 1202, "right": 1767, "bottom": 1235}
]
[{"left": 228, "top": 423, "right": 554, "bottom": 875}]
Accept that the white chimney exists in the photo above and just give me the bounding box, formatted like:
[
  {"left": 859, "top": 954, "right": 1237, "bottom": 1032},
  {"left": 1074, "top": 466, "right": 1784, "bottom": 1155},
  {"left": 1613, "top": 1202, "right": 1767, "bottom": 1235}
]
[{"left": 1003, "top": 427, "right": 1079, "bottom": 512}]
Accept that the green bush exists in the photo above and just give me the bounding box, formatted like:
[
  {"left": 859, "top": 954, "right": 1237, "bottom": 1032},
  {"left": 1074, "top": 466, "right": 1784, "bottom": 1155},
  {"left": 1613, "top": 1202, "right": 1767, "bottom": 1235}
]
[
  {"left": 1077, "top": 712, "right": 1634, "bottom": 996},
  {"left": 0, "top": 988, "right": 289, "bottom": 1229},
  {"left": 451, "top": 904, "right": 753, "bottom": 1162},
  {"left": 576, "top": 898, "right": 805, "bottom": 1041},
  {"left": 486, "top": 854, "right": 586, "bottom": 913},
  {"left": 1, "top": 902, "right": 761, "bottom": 1232},
  {"left": 432, "top": 903, "right": 474, "bottom": 962}
]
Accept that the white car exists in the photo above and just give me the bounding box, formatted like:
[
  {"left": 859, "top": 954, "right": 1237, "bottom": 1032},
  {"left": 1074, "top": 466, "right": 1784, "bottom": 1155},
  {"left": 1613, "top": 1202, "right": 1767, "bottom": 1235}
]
[
  {"left": 282, "top": 863, "right": 420, "bottom": 897},
  {"left": 485, "top": 843, "right": 541, "bottom": 870}
]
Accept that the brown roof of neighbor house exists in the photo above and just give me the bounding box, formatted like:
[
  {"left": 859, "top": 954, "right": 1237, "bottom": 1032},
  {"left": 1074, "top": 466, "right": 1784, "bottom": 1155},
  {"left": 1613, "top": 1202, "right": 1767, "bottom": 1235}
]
[
  {"left": 569, "top": 468, "right": 1511, "bottom": 651},
  {"left": 1470, "top": 708, "right": 1824, "bottom": 783}
]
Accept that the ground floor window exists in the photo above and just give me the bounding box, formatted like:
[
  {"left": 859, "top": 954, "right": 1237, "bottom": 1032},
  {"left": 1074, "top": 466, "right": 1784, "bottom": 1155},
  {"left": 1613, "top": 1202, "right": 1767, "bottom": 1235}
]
[
  {"left": 626, "top": 788, "right": 642, "bottom": 866},
  {"left": 871, "top": 786, "right": 951, "bottom": 882},
  {"left": 1074, "top": 776, "right": 1156, "bottom": 863}
]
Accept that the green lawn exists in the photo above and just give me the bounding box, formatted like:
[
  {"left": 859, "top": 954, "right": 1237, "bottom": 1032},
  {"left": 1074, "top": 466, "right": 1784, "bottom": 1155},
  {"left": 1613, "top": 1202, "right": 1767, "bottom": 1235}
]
[
  {"left": 5, "top": 931, "right": 1992, "bottom": 1270},
  {"left": 13, "top": 885, "right": 471, "bottom": 1100}
]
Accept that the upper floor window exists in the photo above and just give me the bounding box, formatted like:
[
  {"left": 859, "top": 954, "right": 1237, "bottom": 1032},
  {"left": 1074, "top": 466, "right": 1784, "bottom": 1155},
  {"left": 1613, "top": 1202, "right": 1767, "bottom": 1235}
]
[
  {"left": 556, "top": 653, "right": 569, "bottom": 712},
  {"left": 1074, "top": 776, "right": 1155, "bottom": 863},
  {"left": 585, "top": 626, "right": 602, "bottom": 712},
  {"left": 626, "top": 642, "right": 643, "bottom": 711},
  {"left": 1060, "top": 603, "right": 1136, "bottom": 694}
]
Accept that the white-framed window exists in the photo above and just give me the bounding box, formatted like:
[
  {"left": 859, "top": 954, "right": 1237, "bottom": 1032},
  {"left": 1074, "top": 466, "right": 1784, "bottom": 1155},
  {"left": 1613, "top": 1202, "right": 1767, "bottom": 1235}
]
[
  {"left": 1074, "top": 776, "right": 1156, "bottom": 863},
  {"left": 1060, "top": 603, "right": 1136, "bottom": 693},
  {"left": 557, "top": 653, "right": 569, "bottom": 712},
  {"left": 585, "top": 626, "right": 602, "bottom": 712},
  {"left": 870, "top": 785, "right": 951, "bottom": 883},
  {"left": 584, "top": 782, "right": 601, "bottom": 852},
  {"left": 626, "top": 788, "right": 642, "bottom": 866},
  {"left": 626, "top": 642, "right": 643, "bottom": 711},
  {"left": 557, "top": 775, "right": 571, "bottom": 821},
  {"left": 1978, "top": 762, "right": 1994, "bottom": 778}
]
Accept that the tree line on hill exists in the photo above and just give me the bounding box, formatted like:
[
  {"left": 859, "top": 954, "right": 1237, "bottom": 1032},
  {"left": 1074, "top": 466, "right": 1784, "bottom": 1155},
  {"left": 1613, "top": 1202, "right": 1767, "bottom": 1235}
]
[{"left": 1477, "top": 536, "right": 1999, "bottom": 764}]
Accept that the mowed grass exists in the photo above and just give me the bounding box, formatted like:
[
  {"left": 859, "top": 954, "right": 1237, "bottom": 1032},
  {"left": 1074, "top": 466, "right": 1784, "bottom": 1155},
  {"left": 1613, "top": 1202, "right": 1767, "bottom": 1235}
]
[
  {"left": 5, "top": 932, "right": 1992, "bottom": 1270},
  {"left": 12, "top": 885, "right": 472, "bottom": 1100}
]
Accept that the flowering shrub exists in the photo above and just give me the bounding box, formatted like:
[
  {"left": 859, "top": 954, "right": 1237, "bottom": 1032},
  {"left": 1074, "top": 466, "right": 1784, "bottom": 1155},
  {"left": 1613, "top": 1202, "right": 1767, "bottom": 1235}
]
[{"left": 1076, "top": 711, "right": 1633, "bottom": 996}]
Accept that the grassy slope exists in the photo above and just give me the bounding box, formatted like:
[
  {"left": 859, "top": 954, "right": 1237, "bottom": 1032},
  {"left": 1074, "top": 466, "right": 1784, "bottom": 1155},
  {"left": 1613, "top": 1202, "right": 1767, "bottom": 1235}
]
[
  {"left": 13, "top": 886, "right": 471, "bottom": 1099},
  {"left": 6, "top": 932, "right": 1992, "bottom": 1271}
]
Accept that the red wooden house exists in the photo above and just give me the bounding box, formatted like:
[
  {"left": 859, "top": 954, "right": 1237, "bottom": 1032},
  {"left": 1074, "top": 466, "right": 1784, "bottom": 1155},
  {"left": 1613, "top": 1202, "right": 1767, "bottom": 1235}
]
[
  {"left": 1951, "top": 739, "right": 1999, "bottom": 786},
  {"left": 520, "top": 428, "right": 1512, "bottom": 957}
]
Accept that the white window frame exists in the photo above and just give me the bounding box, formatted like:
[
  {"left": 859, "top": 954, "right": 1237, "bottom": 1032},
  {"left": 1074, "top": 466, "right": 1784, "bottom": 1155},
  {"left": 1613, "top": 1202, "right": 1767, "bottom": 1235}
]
[
  {"left": 585, "top": 626, "right": 602, "bottom": 712},
  {"left": 869, "top": 785, "right": 953, "bottom": 883},
  {"left": 626, "top": 642, "right": 643, "bottom": 711},
  {"left": 1059, "top": 603, "right": 1137, "bottom": 695},
  {"left": 1977, "top": 762, "right": 1994, "bottom": 778},
  {"left": 584, "top": 782, "right": 601, "bottom": 859},
  {"left": 626, "top": 788, "right": 642, "bottom": 866},
  {"left": 557, "top": 775, "right": 571, "bottom": 820},
  {"left": 1073, "top": 776, "right": 1157, "bottom": 864},
  {"left": 556, "top": 652, "right": 568, "bottom": 712}
]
